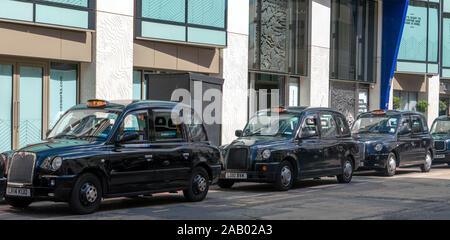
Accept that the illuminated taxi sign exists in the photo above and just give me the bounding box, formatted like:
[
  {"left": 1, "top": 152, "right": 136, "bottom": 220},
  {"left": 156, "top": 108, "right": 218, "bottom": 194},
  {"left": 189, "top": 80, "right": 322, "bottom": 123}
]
[
  {"left": 270, "top": 107, "right": 287, "bottom": 113},
  {"left": 372, "top": 110, "right": 386, "bottom": 115},
  {"left": 87, "top": 99, "right": 108, "bottom": 108}
]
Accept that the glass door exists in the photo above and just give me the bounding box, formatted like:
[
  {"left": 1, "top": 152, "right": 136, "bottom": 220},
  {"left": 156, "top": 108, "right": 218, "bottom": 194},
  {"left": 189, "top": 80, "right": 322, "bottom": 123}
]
[
  {"left": 0, "top": 64, "right": 13, "bottom": 153},
  {"left": 18, "top": 65, "right": 44, "bottom": 149}
]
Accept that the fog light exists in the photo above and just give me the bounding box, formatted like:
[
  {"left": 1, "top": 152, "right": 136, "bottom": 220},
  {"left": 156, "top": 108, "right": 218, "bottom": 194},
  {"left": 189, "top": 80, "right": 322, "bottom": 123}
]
[{"left": 262, "top": 166, "right": 268, "bottom": 171}]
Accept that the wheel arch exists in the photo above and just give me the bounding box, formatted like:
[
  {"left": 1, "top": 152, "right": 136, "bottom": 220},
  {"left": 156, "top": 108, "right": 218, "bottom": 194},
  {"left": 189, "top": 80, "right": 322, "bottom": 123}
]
[
  {"left": 78, "top": 167, "right": 109, "bottom": 196},
  {"left": 194, "top": 162, "right": 213, "bottom": 181},
  {"left": 282, "top": 155, "right": 299, "bottom": 180}
]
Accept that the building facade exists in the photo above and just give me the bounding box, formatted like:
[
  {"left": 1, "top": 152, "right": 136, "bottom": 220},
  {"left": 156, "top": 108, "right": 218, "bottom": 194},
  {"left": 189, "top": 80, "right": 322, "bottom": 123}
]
[{"left": 0, "top": 0, "right": 436, "bottom": 153}]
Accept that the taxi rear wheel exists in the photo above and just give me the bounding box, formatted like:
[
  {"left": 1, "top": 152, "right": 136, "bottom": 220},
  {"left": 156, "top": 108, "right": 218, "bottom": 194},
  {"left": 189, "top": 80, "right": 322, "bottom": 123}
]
[
  {"left": 337, "top": 158, "right": 353, "bottom": 184},
  {"left": 274, "top": 161, "right": 294, "bottom": 191},
  {"left": 69, "top": 173, "right": 102, "bottom": 215},
  {"left": 5, "top": 197, "right": 32, "bottom": 208},
  {"left": 184, "top": 167, "right": 210, "bottom": 202}
]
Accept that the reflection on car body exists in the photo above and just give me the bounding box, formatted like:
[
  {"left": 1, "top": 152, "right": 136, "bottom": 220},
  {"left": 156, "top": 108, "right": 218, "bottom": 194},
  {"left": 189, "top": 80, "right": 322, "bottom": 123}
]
[{"left": 430, "top": 116, "right": 450, "bottom": 164}]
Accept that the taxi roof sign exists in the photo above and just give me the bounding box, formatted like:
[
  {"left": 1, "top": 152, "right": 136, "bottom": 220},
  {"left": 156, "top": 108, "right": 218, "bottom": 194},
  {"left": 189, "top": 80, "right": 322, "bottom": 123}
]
[
  {"left": 372, "top": 110, "right": 387, "bottom": 115},
  {"left": 87, "top": 99, "right": 108, "bottom": 108}
]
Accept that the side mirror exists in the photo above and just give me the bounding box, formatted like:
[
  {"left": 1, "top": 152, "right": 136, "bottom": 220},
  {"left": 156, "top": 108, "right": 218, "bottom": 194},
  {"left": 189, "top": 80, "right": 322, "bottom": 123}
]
[
  {"left": 235, "top": 130, "right": 243, "bottom": 137},
  {"left": 399, "top": 126, "right": 412, "bottom": 135},
  {"left": 117, "top": 132, "right": 139, "bottom": 143}
]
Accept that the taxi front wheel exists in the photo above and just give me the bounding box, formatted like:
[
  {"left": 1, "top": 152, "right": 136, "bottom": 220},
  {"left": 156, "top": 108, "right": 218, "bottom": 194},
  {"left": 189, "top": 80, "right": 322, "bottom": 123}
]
[
  {"left": 5, "top": 197, "right": 32, "bottom": 209},
  {"left": 274, "top": 161, "right": 294, "bottom": 191},
  {"left": 69, "top": 173, "right": 102, "bottom": 215}
]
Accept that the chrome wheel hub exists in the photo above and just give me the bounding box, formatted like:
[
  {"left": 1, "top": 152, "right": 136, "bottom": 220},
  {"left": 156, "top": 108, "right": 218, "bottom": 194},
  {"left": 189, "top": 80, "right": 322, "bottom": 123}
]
[
  {"left": 425, "top": 153, "right": 432, "bottom": 169},
  {"left": 388, "top": 156, "right": 396, "bottom": 173},
  {"left": 280, "top": 166, "right": 292, "bottom": 187},
  {"left": 81, "top": 183, "right": 98, "bottom": 204},
  {"left": 343, "top": 161, "right": 353, "bottom": 179},
  {"left": 194, "top": 175, "right": 207, "bottom": 194}
]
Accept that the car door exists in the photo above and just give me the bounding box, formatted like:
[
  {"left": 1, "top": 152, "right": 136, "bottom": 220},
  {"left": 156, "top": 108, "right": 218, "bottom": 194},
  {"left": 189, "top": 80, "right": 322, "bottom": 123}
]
[
  {"left": 108, "top": 109, "right": 159, "bottom": 194},
  {"left": 318, "top": 112, "right": 341, "bottom": 173},
  {"left": 410, "top": 115, "right": 427, "bottom": 164},
  {"left": 397, "top": 115, "right": 415, "bottom": 165},
  {"left": 334, "top": 113, "right": 352, "bottom": 168},
  {"left": 296, "top": 113, "right": 325, "bottom": 177},
  {"left": 147, "top": 109, "right": 192, "bottom": 189}
]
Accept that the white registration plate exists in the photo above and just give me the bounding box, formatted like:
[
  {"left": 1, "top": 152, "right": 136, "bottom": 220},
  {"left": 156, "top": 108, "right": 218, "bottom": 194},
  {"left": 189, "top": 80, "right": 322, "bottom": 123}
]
[
  {"left": 436, "top": 154, "right": 446, "bottom": 159},
  {"left": 6, "top": 187, "right": 31, "bottom": 197},
  {"left": 225, "top": 172, "right": 248, "bottom": 180}
]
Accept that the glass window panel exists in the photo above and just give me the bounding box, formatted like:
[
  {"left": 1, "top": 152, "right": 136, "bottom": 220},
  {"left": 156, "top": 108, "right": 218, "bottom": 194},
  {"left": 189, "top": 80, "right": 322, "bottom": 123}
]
[
  {"left": 133, "top": 70, "right": 142, "bottom": 100},
  {"left": 445, "top": 0, "right": 450, "bottom": 13},
  {"left": 428, "top": 63, "right": 439, "bottom": 73},
  {"left": 254, "top": 74, "right": 285, "bottom": 109},
  {"left": 0, "top": 64, "right": 13, "bottom": 152},
  {"left": 428, "top": 5, "right": 439, "bottom": 62},
  {"left": 0, "top": 0, "right": 33, "bottom": 22},
  {"left": 398, "top": 2, "right": 428, "bottom": 61},
  {"left": 397, "top": 61, "right": 427, "bottom": 73},
  {"left": 289, "top": 78, "right": 299, "bottom": 107},
  {"left": 41, "top": 0, "right": 88, "bottom": 7},
  {"left": 19, "top": 66, "right": 43, "bottom": 148},
  {"left": 49, "top": 63, "right": 77, "bottom": 129},
  {"left": 358, "top": 87, "right": 369, "bottom": 113},
  {"left": 187, "top": 27, "right": 226, "bottom": 46},
  {"left": 142, "top": 0, "right": 185, "bottom": 23},
  {"left": 142, "top": 21, "right": 186, "bottom": 42},
  {"left": 443, "top": 16, "right": 450, "bottom": 67},
  {"left": 35, "top": 4, "right": 89, "bottom": 29},
  {"left": 188, "top": 0, "right": 226, "bottom": 28}
]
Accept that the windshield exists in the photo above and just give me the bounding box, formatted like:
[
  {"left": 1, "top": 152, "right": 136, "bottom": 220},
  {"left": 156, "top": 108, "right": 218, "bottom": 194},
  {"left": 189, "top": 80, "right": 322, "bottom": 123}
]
[
  {"left": 48, "top": 109, "right": 120, "bottom": 141},
  {"left": 431, "top": 120, "right": 450, "bottom": 135},
  {"left": 243, "top": 113, "right": 300, "bottom": 137},
  {"left": 352, "top": 115, "right": 399, "bottom": 135}
]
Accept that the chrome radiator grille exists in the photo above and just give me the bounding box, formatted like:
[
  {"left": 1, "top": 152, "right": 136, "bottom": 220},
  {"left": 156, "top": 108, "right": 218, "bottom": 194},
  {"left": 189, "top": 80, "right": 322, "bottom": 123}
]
[
  {"left": 7, "top": 152, "right": 36, "bottom": 185},
  {"left": 434, "top": 141, "right": 446, "bottom": 151},
  {"left": 226, "top": 148, "right": 249, "bottom": 170}
]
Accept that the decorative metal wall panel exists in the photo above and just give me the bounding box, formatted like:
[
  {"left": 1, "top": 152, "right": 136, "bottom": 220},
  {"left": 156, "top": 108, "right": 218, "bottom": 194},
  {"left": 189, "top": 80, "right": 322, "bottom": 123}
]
[{"left": 331, "top": 81, "right": 356, "bottom": 125}]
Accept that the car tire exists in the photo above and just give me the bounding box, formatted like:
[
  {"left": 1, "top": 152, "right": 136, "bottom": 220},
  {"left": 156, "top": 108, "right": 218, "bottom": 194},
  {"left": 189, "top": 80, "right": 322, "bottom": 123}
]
[
  {"left": 384, "top": 153, "right": 397, "bottom": 177},
  {"left": 69, "top": 173, "right": 102, "bottom": 215},
  {"left": 420, "top": 151, "right": 433, "bottom": 173},
  {"left": 183, "top": 167, "right": 210, "bottom": 202},
  {"left": 274, "top": 161, "right": 294, "bottom": 191},
  {"left": 5, "top": 197, "right": 32, "bottom": 209},
  {"left": 218, "top": 179, "right": 235, "bottom": 189},
  {"left": 337, "top": 158, "right": 354, "bottom": 184}
]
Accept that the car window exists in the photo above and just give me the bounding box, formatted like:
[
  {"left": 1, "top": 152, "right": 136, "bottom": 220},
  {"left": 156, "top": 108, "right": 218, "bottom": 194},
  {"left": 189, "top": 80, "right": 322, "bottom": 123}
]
[
  {"left": 187, "top": 110, "right": 208, "bottom": 142},
  {"left": 152, "top": 111, "right": 184, "bottom": 142},
  {"left": 120, "top": 111, "right": 149, "bottom": 142},
  {"left": 335, "top": 114, "right": 351, "bottom": 136},
  {"left": 411, "top": 115, "right": 425, "bottom": 134},
  {"left": 401, "top": 116, "right": 411, "bottom": 129},
  {"left": 319, "top": 113, "right": 338, "bottom": 138},
  {"left": 300, "top": 115, "right": 319, "bottom": 138}
]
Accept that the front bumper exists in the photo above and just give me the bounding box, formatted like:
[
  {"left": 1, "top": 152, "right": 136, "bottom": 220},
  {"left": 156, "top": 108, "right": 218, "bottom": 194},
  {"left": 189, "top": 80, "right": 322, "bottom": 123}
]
[
  {"left": 433, "top": 152, "right": 450, "bottom": 164},
  {"left": 0, "top": 177, "right": 6, "bottom": 198},
  {"left": 5, "top": 175, "right": 76, "bottom": 202},
  {"left": 359, "top": 153, "right": 390, "bottom": 170},
  {"left": 220, "top": 162, "right": 280, "bottom": 183}
]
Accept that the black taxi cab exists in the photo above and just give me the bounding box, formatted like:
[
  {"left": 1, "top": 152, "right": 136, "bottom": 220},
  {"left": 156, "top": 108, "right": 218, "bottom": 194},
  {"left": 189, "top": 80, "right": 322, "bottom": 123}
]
[
  {"left": 219, "top": 107, "right": 362, "bottom": 191},
  {"left": 352, "top": 110, "right": 433, "bottom": 176},
  {"left": 430, "top": 115, "right": 450, "bottom": 164},
  {"left": 1, "top": 100, "right": 221, "bottom": 214}
]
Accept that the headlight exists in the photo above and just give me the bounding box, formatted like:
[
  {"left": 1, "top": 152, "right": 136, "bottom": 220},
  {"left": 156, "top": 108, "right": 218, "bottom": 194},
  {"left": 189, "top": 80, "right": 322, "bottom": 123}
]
[
  {"left": 50, "top": 157, "right": 63, "bottom": 171},
  {"left": 374, "top": 144, "right": 383, "bottom": 152},
  {"left": 262, "top": 150, "right": 271, "bottom": 159}
]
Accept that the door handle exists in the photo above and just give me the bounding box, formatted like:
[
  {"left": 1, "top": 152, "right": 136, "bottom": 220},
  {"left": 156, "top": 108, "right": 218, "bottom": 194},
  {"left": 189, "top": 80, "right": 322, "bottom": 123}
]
[
  {"left": 145, "top": 154, "right": 153, "bottom": 162},
  {"left": 182, "top": 153, "right": 190, "bottom": 160},
  {"left": 162, "top": 160, "right": 170, "bottom": 166}
]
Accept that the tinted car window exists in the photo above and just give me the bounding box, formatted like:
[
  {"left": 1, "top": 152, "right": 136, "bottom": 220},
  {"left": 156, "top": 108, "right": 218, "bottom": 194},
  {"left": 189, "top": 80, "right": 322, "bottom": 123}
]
[
  {"left": 319, "top": 113, "right": 338, "bottom": 138},
  {"left": 121, "top": 110, "right": 149, "bottom": 142},
  {"left": 335, "top": 114, "right": 350, "bottom": 136},
  {"left": 153, "top": 111, "right": 184, "bottom": 142},
  {"left": 187, "top": 111, "right": 208, "bottom": 142},
  {"left": 411, "top": 115, "right": 425, "bottom": 134}
]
